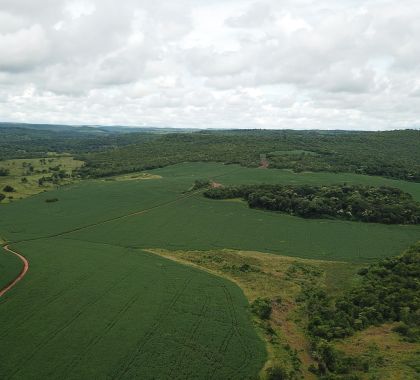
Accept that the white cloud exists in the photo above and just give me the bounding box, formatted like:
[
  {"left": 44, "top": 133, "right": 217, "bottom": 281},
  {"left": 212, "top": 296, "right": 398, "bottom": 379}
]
[
  {"left": 0, "top": 0, "right": 419, "bottom": 129},
  {"left": 0, "top": 24, "right": 50, "bottom": 71}
]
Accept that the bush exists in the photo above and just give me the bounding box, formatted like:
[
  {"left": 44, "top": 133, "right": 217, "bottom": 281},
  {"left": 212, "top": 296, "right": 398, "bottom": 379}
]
[
  {"left": 0, "top": 168, "right": 9, "bottom": 176},
  {"left": 266, "top": 366, "right": 290, "bottom": 380},
  {"left": 192, "top": 179, "right": 211, "bottom": 190},
  {"left": 3, "top": 185, "right": 15, "bottom": 192},
  {"left": 0, "top": 193, "right": 5, "bottom": 202},
  {"left": 45, "top": 198, "right": 59, "bottom": 203},
  {"left": 250, "top": 297, "right": 272, "bottom": 320}
]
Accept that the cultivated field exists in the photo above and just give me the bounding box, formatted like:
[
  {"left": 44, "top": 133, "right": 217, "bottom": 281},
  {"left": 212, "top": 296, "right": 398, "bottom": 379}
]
[{"left": 1, "top": 162, "right": 419, "bottom": 378}]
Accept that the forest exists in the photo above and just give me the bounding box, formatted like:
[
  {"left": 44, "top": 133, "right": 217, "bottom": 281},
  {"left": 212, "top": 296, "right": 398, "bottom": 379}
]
[
  {"left": 204, "top": 184, "right": 420, "bottom": 224},
  {"left": 1, "top": 125, "right": 419, "bottom": 182}
]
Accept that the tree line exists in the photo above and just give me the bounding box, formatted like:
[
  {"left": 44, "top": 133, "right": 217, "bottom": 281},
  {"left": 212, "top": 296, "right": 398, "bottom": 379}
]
[{"left": 204, "top": 183, "right": 420, "bottom": 224}]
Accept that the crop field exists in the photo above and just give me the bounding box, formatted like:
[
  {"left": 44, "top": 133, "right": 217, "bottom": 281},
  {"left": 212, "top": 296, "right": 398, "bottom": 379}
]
[
  {"left": 1, "top": 162, "right": 419, "bottom": 378},
  {"left": 0, "top": 238, "right": 265, "bottom": 379}
]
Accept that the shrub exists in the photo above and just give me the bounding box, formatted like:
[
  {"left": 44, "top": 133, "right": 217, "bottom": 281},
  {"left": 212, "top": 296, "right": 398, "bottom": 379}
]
[
  {"left": 250, "top": 297, "right": 272, "bottom": 320},
  {"left": 45, "top": 198, "right": 59, "bottom": 203},
  {"left": 266, "top": 366, "right": 290, "bottom": 380},
  {"left": 0, "top": 193, "right": 5, "bottom": 202},
  {"left": 3, "top": 185, "right": 15, "bottom": 192},
  {"left": 0, "top": 168, "right": 9, "bottom": 176}
]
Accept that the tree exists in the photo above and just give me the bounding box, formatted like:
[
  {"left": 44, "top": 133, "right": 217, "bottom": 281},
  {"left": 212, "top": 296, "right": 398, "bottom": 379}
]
[
  {"left": 3, "top": 185, "right": 15, "bottom": 192},
  {"left": 0, "top": 193, "right": 5, "bottom": 202},
  {"left": 0, "top": 168, "right": 9, "bottom": 176}
]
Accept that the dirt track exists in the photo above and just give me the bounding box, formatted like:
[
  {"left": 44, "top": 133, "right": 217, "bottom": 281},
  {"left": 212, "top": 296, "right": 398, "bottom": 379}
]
[{"left": 0, "top": 245, "right": 29, "bottom": 297}]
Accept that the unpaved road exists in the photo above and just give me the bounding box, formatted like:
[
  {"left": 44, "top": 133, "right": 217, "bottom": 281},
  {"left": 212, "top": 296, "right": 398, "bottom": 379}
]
[{"left": 0, "top": 245, "right": 29, "bottom": 297}]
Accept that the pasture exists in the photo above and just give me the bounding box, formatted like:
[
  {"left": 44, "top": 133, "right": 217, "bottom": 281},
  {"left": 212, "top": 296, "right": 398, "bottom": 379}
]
[
  {"left": 1, "top": 162, "right": 419, "bottom": 378},
  {"left": 0, "top": 156, "right": 83, "bottom": 203}
]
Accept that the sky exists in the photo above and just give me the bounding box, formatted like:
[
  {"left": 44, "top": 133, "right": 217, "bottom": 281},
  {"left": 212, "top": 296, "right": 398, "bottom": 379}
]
[{"left": 0, "top": 0, "right": 419, "bottom": 130}]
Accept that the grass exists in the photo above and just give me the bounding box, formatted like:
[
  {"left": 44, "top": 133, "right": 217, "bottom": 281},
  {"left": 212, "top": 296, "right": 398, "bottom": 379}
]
[
  {"left": 0, "top": 238, "right": 266, "bottom": 379},
  {"left": 335, "top": 323, "right": 420, "bottom": 379},
  {"left": 0, "top": 156, "right": 83, "bottom": 203},
  {"left": 102, "top": 172, "right": 162, "bottom": 181}
]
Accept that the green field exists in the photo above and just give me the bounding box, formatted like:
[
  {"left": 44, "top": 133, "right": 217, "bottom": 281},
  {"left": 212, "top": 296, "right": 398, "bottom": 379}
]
[
  {"left": 0, "top": 238, "right": 265, "bottom": 379},
  {"left": 1, "top": 162, "right": 419, "bottom": 378}
]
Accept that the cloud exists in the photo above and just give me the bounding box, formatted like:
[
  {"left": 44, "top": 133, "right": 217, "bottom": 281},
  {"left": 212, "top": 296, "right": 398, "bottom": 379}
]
[
  {"left": 0, "top": 0, "right": 419, "bottom": 130},
  {"left": 0, "top": 24, "right": 50, "bottom": 71}
]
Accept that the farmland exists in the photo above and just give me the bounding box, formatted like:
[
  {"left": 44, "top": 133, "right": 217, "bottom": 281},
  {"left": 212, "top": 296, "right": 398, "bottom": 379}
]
[{"left": 1, "top": 160, "right": 419, "bottom": 379}]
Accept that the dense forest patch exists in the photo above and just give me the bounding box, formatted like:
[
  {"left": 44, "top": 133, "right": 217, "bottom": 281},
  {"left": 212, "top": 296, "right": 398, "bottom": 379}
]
[{"left": 204, "top": 184, "right": 420, "bottom": 224}]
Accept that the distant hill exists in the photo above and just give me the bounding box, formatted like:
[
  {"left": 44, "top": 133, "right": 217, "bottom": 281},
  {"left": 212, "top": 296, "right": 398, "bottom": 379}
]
[{"left": 0, "top": 122, "right": 200, "bottom": 134}]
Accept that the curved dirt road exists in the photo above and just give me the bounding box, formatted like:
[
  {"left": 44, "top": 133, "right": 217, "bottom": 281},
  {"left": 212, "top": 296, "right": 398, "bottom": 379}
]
[{"left": 0, "top": 245, "right": 29, "bottom": 297}]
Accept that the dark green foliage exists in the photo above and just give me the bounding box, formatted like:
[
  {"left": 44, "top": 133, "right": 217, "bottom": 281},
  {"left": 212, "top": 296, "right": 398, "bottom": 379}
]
[
  {"left": 204, "top": 184, "right": 420, "bottom": 224},
  {"left": 1, "top": 126, "right": 420, "bottom": 182},
  {"left": 0, "top": 125, "right": 158, "bottom": 161},
  {"left": 76, "top": 129, "right": 420, "bottom": 181},
  {"left": 45, "top": 198, "right": 59, "bottom": 203},
  {"left": 0, "top": 193, "right": 5, "bottom": 202},
  {"left": 303, "top": 244, "right": 420, "bottom": 343},
  {"left": 191, "top": 179, "right": 211, "bottom": 190},
  {"left": 0, "top": 168, "right": 9, "bottom": 176},
  {"left": 266, "top": 366, "right": 291, "bottom": 380},
  {"left": 3, "top": 185, "right": 15, "bottom": 192},
  {"left": 251, "top": 297, "right": 272, "bottom": 320}
]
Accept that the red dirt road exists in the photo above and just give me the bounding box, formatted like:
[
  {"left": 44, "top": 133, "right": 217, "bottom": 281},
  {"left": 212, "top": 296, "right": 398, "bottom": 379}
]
[{"left": 0, "top": 245, "right": 29, "bottom": 297}]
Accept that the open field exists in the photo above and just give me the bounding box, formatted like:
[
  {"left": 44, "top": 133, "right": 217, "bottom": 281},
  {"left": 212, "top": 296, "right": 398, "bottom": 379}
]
[
  {"left": 0, "top": 238, "right": 265, "bottom": 379},
  {"left": 1, "top": 162, "right": 419, "bottom": 378},
  {"left": 0, "top": 156, "right": 83, "bottom": 203}
]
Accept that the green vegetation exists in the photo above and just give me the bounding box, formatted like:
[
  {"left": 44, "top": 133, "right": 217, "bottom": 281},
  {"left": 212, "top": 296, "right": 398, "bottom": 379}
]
[
  {"left": 0, "top": 238, "right": 265, "bottom": 379},
  {"left": 304, "top": 243, "right": 420, "bottom": 340},
  {"left": 0, "top": 156, "right": 83, "bottom": 203},
  {"left": 77, "top": 130, "right": 420, "bottom": 182},
  {"left": 204, "top": 184, "right": 420, "bottom": 224},
  {"left": 1, "top": 129, "right": 420, "bottom": 380},
  {"left": 3, "top": 185, "right": 15, "bottom": 192},
  {"left": 251, "top": 298, "right": 273, "bottom": 320},
  {"left": 1, "top": 163, "right": 419, "bottom": 261},
  {"left": 299, "top": 243, "right": 420, "bottom": 378},
  {"left": 0, "top": 246, "right": 23, "bottom": 290}
]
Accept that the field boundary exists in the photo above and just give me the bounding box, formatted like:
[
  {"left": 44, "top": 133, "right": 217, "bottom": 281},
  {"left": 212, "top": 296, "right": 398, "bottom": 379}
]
[{"left": 0, "top": 245, "right": 29, "bottom": 297}]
